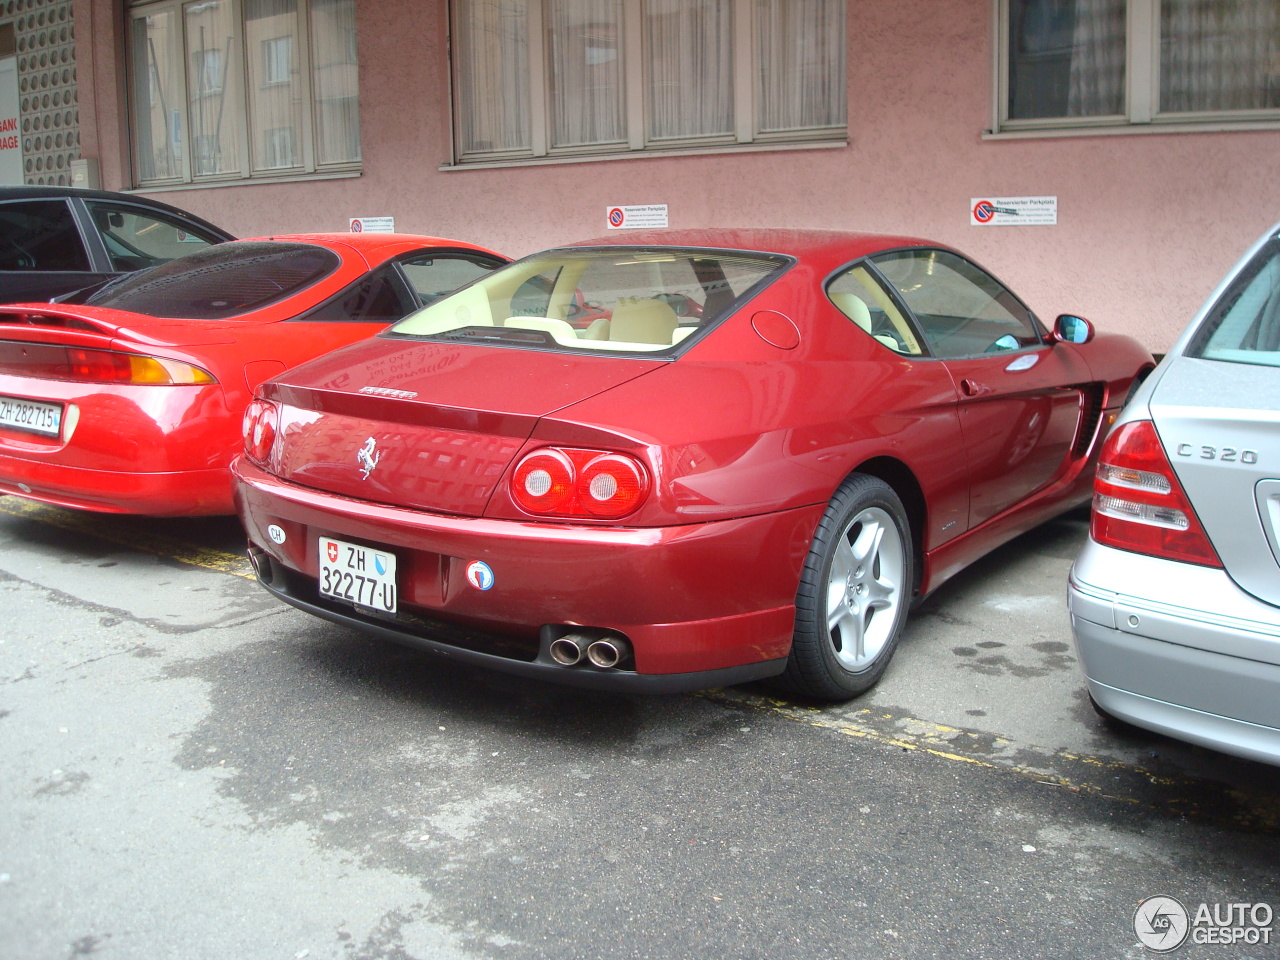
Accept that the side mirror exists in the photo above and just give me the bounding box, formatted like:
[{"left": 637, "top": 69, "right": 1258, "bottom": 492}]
[{"left": 1053, "top": 314, "right": 1094, "bottom": 344}]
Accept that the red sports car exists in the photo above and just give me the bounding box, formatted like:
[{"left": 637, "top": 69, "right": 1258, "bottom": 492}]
[
  {"left": 0, "top": 234, "right": 507, "bottom": 515},
  {"left": 234, "top": 229, "right": 1152, "bottom": 700}
]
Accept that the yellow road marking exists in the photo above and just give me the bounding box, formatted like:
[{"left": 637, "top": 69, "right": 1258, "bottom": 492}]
[
  {"left": 0, "top": 497, "right": 254, "bottom": 579},
  {"left": 702, "top": 689, "right": 1280, "bottom": 830}
]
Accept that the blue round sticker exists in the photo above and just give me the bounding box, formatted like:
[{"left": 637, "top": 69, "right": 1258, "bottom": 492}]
[{"left": 465, "top": 561, "right": 495, "bottom": 591}]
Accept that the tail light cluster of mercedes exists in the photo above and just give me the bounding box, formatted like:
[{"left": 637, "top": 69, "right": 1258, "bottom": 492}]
[
  {"left": 230, "top": 228, "right": 1153, "bottom": 703},
  {"left": 1069, "top": 221, "right": 1280, "bottom": 767}
]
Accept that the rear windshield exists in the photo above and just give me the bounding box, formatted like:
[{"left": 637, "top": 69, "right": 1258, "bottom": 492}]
[
  {"left": 81, "top": 241, "right": 340, "bottom": 319},
  {"left": 388, "top": 247, "right": 789, "bottom": 354},
  {"left": 1189, "top": 237, "right": 1280, "bottom": 368}
]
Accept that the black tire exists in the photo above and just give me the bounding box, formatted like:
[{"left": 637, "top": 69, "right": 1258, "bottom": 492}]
[{"left": 779, "top": 474, "right": 914, "bottom": 701}]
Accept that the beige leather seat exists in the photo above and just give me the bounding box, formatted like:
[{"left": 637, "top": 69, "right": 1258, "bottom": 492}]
[
  {"left": 609, "top": 298, "right": 679, "bottom": 344},
  {"left": 830, "top": 291, "right": 873, "bottom": 333},
  {"left": 830, "top": 292, "right": 901, "bottom": 351},
  {"left": 582, "top": 318, "right": 611, "bottom": 340}
]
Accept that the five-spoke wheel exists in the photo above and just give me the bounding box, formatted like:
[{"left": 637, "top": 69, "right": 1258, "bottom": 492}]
[{"left": 780, "top": 474, "right": 914, "bottom": 700}]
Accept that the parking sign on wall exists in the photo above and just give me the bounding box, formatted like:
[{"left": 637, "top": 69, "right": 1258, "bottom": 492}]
[
  {"left": 606, "top": 204, "right": 669, "bottom": 229},
  {"left": 970, "top": 196, "right": 1057, "bottom": 226}
]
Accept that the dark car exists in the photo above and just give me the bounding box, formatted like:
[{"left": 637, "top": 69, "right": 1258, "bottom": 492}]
[{"left": 0, "top": 185, "right": 234, "bottom": 303}]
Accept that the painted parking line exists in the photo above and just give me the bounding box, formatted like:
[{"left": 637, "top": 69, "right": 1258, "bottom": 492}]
[
  {"left": 703, "top": 689, "right": 1280, "bottom": 833},
  {"left": 0, "top": 497, "right": 255, "bottom": 580}
]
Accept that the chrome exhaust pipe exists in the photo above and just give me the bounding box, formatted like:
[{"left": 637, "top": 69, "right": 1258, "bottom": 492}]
[
  {"left": 586, "top": 635, "right": 632, "bottom": 669},
  {"left": 549, "top": 632, "right": 591, "bottom": 666},
  {"left": 246, "top": 544, "right": 269, "bottom": 582}
]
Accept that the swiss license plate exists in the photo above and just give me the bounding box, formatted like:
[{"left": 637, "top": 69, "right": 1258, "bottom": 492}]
[
  {"left": 0, "top": 394, "right": 62, "bottom": 437},
  {"left": 318, "top": 536, "right": 398, "bottom": 614}
]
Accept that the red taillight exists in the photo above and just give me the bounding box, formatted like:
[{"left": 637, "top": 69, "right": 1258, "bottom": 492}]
[
  {"left": 67, "top": 348, "right": 132, "bottom": 382},
  {"left": 242, "top": 399, "right": 279, "bottom": 466},
  {"left": 1091, "top": 420, "right": 1222, "bottom": 567},
  {"left": 0, "top": 340, "right": 215, "bottom": 385},
  {"left": 512, "top": 449, "right": 576, "bottom": 514},
  {"left": 510, "top": 447, "right": 650, "bottom": 519}
]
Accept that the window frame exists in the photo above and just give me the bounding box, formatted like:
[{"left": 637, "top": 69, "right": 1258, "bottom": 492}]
[
  {"left": 992, "top": 0, "right": 1280, "bottom": 137},
  {"left": 447, "top": 0, "right": 847, "bottom": 166},
  {"left": 0, "top": 198, "right": 94, "bottom": 273},
  {"left": 826, "top": 247, "right": 1048, "bottom": 361},
  {"left": 126, "top": 0, "right": 361, "bottom": 188},
  {"left": 869, "top": 248, "right": 1046, "bottom": 360}
]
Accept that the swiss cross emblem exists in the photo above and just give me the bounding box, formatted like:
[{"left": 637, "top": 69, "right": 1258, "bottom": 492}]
[{"left": 326, "top": 541, "right": 339, "bottom": 563}]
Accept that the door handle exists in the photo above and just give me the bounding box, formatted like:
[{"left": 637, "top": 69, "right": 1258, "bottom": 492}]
[{"left": 960, "top": 378, "right": 988, "bottom": 397}]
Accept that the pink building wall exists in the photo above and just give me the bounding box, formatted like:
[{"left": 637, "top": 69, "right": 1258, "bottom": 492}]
[{"left": 81, "top": 0, "right": 1280, "bottom": 352}]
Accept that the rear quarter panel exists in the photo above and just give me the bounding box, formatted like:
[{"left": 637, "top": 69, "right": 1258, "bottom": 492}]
[{"left": 485, "top": 272, "right": 969, "bottom": 550}]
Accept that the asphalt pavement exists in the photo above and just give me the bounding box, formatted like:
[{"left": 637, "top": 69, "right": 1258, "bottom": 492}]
[{"left": 0, "top": 497, "right": 1277, "bottom": 960}]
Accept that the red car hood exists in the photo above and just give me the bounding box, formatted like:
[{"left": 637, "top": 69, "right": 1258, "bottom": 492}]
[{"left": 260, "top": 336, "right": 663, "bottom": 515}]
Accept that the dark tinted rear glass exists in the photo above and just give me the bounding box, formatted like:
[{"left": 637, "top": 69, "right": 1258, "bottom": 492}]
[
  {"left": 0, "top": 199, "right": 91, "bottom": 272},
  {"left": 84, "top": 241, "right": 339, "bottom": 319}
]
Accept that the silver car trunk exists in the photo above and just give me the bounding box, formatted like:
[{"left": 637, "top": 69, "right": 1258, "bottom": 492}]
[{"left": 1150, "top": 356, "right": 1280, "bottom": 608}]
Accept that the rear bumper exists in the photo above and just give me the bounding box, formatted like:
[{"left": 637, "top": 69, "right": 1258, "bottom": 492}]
[
  {"left": 1068, "top": 540, "right": 1280, "bottom": 765},
  {"left": 251, "top": 561, "right": 786, "bottom": 693},
  {"left": 0, "top": 456, "right": 235, "bottom": 515},
  {"left": 234, "top": 457, "right": 818, "bottom": 687},
  {"left": 0, "top": 376, "right": 237, "bottom": 515}
]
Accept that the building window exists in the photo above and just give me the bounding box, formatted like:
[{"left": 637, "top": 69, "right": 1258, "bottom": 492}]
[
  {"left": 262, "top": 35, "right": 293, "bottom": 84},
  {"left": 999, "top": 0, "right": 1280, "bottom": 132},
  {"left": 451, "top": 0, "right": 846, "bottom": 164},
  {"left": 129, "top": 0, "right": 360, "bottom": 186}
]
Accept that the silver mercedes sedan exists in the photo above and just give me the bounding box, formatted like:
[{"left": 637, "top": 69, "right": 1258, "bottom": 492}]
[{"left": 1069, "top": 222, "right": 1280, "bottom": 766}]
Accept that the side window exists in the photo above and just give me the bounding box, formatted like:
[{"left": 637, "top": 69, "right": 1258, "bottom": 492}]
[
  {"left": 296, "top": 263, "right": 416, "bottom": 323},
  {"left": 399, "top": 253, "right": 504, "bottom": 305},
  {"left": 872, "top": 249, "right": 1041, "bottom": 358},
  {"left": 827, "top": 263, "right": 924, "bottom": 356},
  {"left": 85, "top": 202, "right": 221, "bottom": 272},
  {"left": 0, "top": 200, "right": 91, "bottom": 271}
]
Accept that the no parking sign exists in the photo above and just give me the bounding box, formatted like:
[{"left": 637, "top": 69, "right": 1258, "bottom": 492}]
[
  {"left": 970, "top": 196, "right": 1057, "bottom": 226},
  {"left": 606, "top": 204, "right": 668, "bottom": 229},
  {"left": 349, "top": 217, "right": 395, "bottom": 233}
]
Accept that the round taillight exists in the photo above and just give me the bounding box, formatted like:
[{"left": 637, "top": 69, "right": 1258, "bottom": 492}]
[
  {"left": 578, "top": 454, "right": 647, "bottom": 518},
  {"left": 244, "top": 400, "right": 278, "bottom": 464},
  {"left": 512, "top": 450, "right": 575, "bottom": 514}
]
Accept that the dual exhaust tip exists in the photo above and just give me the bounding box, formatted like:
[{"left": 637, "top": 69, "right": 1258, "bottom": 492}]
[{"left": 549, "top": 631, "right": 632, "bottom": 670}]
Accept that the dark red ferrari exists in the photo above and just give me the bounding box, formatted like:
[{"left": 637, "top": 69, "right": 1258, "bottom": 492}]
[
  {"left": 234, "top": 229, "right": 1152, "bottom": 700},
  {"left": 0, "top": 234, "right": 506, "bottom": 515}
]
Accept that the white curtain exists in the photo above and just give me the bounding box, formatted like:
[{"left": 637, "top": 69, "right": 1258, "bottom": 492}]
[
  {"left": 456, "top": 0, "right": 531, "bottom": 154},
  {"left": 756, "top": 0, "right": 845, "bottom": 133},
  {"left": 245, "top": 0, "right": 303, "bottom": 172},
  {"left": 184, "top": 0, "right": 243, "bottom": 176},
  {"left": 549, "top": 0, "right": 624, "bottom": 147},
  {"left": 310, "top": 0, "right": 361, "bottom": 164},
  {"left": 131, "top": 9, "right": 184, "bottom": 181},
  {"left": 647, "top": 0, "right": 733, "bottom": 140},
  {"left": 1067, "top": 0, "right": 1126, "bottom": 116},
  {"left": 1160, "top": 0, "right": 1280, "bottom": 112}
]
